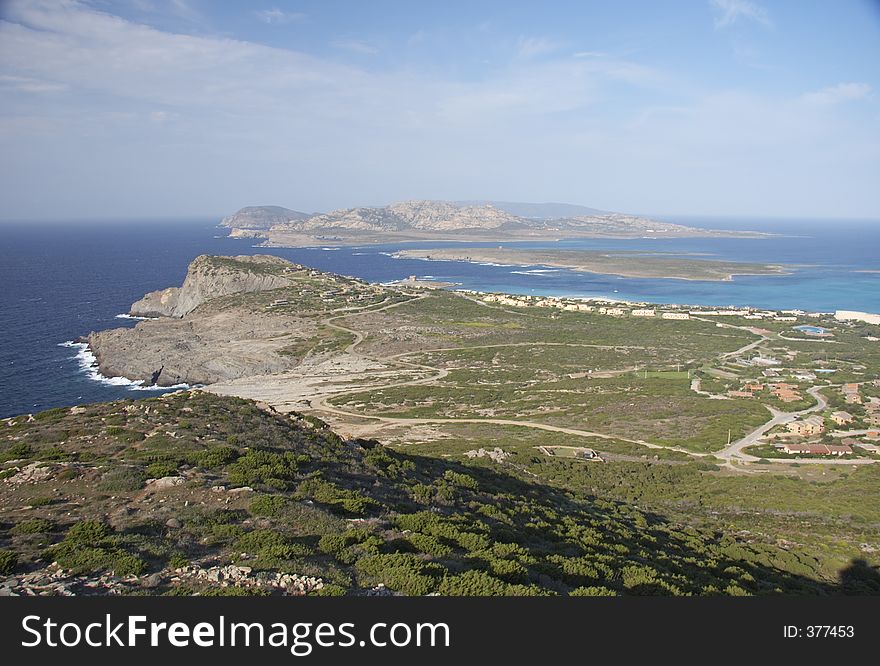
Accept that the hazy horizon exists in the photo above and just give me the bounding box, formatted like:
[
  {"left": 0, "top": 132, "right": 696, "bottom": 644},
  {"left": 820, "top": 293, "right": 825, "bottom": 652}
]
[{"left": 1, "top": 0, "right": 879, "bottom": 221}]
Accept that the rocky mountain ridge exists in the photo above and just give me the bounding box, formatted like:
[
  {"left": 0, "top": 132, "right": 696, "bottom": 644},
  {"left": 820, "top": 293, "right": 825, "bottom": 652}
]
[{"left": 219, "top": 200, "right": 758, "bottom": 243}]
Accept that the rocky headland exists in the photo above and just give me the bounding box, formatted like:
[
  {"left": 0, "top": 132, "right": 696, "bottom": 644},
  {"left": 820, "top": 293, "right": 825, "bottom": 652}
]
[{"left": 87, "top": 255, "right": 332, "bottom": 386}]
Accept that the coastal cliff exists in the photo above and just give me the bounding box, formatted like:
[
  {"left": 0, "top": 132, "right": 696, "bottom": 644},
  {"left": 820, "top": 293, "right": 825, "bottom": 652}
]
[
  {"left": 89, "top": 255, "right": 321, "bottom": 386},
  {"left": 129, "top": 254, "right": 295, "bottom": 318}
]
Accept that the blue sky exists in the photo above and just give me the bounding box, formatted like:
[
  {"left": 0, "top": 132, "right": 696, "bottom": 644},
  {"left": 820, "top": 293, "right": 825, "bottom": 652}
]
[{"left": 1, "top": 0, "right": 878, "bottom": 220}]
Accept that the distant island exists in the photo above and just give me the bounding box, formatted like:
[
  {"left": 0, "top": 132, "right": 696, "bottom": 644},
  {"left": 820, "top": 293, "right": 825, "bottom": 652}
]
[
  {"left": 220, "top": 200, "right": 770, "bottom": 247},
  {"left": 395, "top": 247, "right": 789, "bottom": 282}
]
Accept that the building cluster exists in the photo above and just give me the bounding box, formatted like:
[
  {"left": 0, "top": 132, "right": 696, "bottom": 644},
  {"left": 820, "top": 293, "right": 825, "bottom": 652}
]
[
  {"left": 842, "top": 383, "right": 862, "bottom": 404},
  {"left": 479, "top": 293, "right": 690, "bottom": 319},
  {"left": 689, "top": 307, "right": 823, "bottom": 321}
]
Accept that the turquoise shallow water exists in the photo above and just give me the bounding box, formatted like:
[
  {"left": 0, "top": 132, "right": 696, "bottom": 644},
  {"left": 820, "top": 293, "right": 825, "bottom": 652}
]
[{"left": 1, "top": 217, "right": 878, "bottom": 417}]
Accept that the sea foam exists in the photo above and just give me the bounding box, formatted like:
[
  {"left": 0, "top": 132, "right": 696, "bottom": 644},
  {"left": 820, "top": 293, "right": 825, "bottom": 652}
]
[
  {"left": 114, "top": 313, "right": 156, "bottom": 321},
  {"left": 58, "top": 341, "right": 189, "bottom": 391}
]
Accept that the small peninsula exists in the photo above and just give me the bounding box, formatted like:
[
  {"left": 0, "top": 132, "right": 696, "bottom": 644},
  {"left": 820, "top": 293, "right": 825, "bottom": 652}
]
[{"left": 394, "top": 248, "right": 790, "bottom": 281}]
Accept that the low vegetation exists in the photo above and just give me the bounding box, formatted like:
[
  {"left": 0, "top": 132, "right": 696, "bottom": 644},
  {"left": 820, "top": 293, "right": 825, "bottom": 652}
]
[{"left": 2, "top": 392, "right": 878, "bottom": 595}]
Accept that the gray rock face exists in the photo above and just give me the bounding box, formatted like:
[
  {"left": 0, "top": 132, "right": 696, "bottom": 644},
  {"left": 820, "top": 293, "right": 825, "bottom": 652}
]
[
  {"left": 89, "top": 254, "right": 319, "bottom": 386},
  {"left": 130, "top": 286, "right": 180, "bottom": 318},
  {"left": 129, "top": 255, "right": 294, "bottom": 319},
  {"left": 89, "top": 304, "right": 314, "bottom": 386},
  {"left": 278, "top": 200, "right": 521, "bottom": 233}
]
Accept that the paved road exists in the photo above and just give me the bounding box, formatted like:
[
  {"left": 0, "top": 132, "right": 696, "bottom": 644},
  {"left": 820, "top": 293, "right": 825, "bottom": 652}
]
[{"left": 717, "top": 385, "right": 835, "bottom": 463}]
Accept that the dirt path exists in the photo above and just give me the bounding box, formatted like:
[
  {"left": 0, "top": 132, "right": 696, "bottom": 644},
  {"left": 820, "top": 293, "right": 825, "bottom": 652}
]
[{"left": 214, "top": 293, "right": 876, "bottom": 469}]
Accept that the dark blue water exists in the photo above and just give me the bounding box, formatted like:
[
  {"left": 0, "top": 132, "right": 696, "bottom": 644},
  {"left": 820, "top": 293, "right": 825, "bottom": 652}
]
[{"left": 1, "top": 217, "right": 878, "bottom": 418}]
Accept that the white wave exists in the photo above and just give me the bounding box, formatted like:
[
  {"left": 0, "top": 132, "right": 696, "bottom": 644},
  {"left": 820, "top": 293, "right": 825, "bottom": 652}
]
[
  {"left": 114, "top": 313, "right": 156, "bottom": 321},
  {"left": 58, "top": 341, "right": 189, "bottom": 391},
  {"left": 321, "top": 247, "right": 340, "bottom": 251},
  {"left": 510, "top": 269, "right": 560, "bottom": 275}
]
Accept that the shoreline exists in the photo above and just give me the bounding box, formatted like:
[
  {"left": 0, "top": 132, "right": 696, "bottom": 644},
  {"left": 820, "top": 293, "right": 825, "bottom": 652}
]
[{"left": 59, "top": 340, "right": 189, "bottom": 392}]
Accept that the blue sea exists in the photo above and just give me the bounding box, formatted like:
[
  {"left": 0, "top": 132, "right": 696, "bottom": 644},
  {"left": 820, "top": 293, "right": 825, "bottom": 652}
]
[{"left": 1, "top": 216, "right": 879, "bottom": 418}]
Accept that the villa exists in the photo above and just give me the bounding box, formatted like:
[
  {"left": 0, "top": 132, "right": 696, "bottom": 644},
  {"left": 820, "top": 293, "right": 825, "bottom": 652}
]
[
  {"left": 830, "top": 411, "right": 854, "bottom": 426},
  {"left": 786, "top": 415, "right": 825, "bottom": 436},
  {"left": 782, "top": 442, "right": 852, "bottom": 456}
]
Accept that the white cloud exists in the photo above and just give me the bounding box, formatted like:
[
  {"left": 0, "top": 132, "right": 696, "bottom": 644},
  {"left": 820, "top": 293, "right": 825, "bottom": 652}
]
[
  {"left": 0, "top": 0, "right": 876, "bottom": 219},
  {"left": 254, "top": 7, "right": 306, "bottom": 25},
  {"left": 331, "top": 38, "right": 379, "bottom": 55},
  {"left": 515, "top": 36, "right": 563, "bottom": 59},
  {"left": 802, "top": 82, "right": 872, "bottom": 105},
  {"left": 0, "top": 74, "right": 67, "bottom": 93},
  {"left": 711, "top": 0, "right": 772, "bottom": 29}
]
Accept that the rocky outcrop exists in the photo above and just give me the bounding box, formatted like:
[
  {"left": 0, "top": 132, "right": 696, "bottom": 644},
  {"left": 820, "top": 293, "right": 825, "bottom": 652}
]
[
  {"left": 87, "top": 307, "right": 314, "bottom": 386},
  {"left": 220, "top": 205, "right": 311, "bottom": 230},
  {"left": 88, "top": 254, "right": 322, "bottom": 386},
  {"left": 130, "top": 286, "right": 180, "bottom": 318},
  {"left": 129, "top": 254, "right": 295, "bottom": 318}
]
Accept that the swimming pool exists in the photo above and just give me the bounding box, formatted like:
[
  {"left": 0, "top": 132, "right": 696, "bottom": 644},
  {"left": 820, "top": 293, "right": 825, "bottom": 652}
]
[{"left": 794, "top": 325, "right": 830, "bottom": 335}]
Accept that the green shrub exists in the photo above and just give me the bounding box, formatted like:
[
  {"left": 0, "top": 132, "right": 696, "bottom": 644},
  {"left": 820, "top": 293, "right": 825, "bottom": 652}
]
[
  {"left": 47, "top": 543, "right": 145, "bottom": 576},
  {"left": 146, "top": 461, "right": 180, "bottom": 478},
  {"left": 196, "top": 446, "right": 240, "bottom": 469},
  {"left": 227, "top": 450, "right": 299, "bottom": 488},
  {"left": 64, "top": 520, "right": 110, "bottom": 546},
  {"left": 33, "top": 407, "right": 67, "bottom": 421},
  {"left": 97, "top": 467, "right": 146, "bottom": 492},
  {"left": 355, "top": 553, "right": 445, "bottom": 596},
  {"left": 10, "top": 518, "right": 54, "bottom": 535},
  {"left": 437, "top": 570, "right": 548, "bottom": 596},
  {"left": 312, "top": 583, "right": 346, "bottom": 597},
  {"left": 3, "top": 442, "right": 32, "bottom": 459},
  {"left": 443, "top": 470, "right": 479, "bottom": 490},
  {"left": 0, "top": 549, "right": 17, "bottom": 574},
  {"left": 249, "top": 495, "right": 289, "bottom": 518},
  {"left": 106, "top": 427, "right": 145, "bottom": 444},
  {"left": 318, "top": 529, "right": 383, "bottom": 564},
  {"left": 569, "top": 586, "right": 618, "bottom": 596},
  {"left": 405, "top": 533, "right": 453, "bottom": 558},
  {"left": 437, "top": 570, "right": 509, "bottom": 596},
  {"left": 296, "top": 478, "right": 378, "bottom": 516},
  {"left": 168, "top": 553, "right": 189, "bottom": 569},
  {"left": 233, "top": 530, "right": 312, "bottom": 562},
  {"left": 45, "top": 521, "right": 145, "bottom": 576}
]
